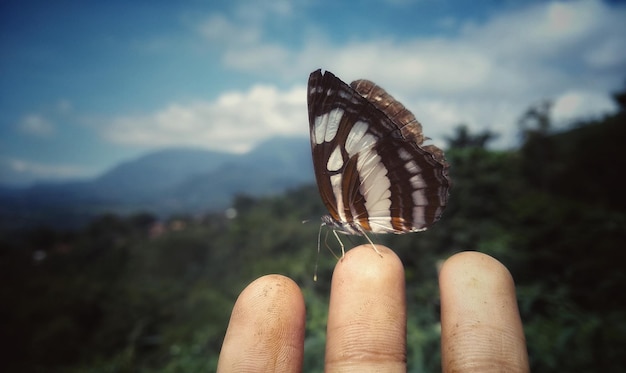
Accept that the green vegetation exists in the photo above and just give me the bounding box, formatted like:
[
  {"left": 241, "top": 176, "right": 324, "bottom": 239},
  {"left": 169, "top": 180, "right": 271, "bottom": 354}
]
[{"left": 2, "top": 93, "right": 625, "bottom": 372}]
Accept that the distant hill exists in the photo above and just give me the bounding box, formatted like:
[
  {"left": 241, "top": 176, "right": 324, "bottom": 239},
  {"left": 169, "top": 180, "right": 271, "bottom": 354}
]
[{"left": 0, "top": 137, "right": 313, "bottom": 230}]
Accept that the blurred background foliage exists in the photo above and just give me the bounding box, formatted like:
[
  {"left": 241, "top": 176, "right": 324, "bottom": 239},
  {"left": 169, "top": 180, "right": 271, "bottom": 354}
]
[{"left": 2, "top": 90, "right": 625, "bottom": 372}]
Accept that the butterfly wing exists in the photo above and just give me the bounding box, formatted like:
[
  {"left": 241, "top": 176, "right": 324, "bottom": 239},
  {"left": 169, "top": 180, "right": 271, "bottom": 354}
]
[
  {"left": 351, "top": 78, "right": 450, "bottom": 232},
  {"left": 307, "top": 69, "right": 450, "bottom": 234}
]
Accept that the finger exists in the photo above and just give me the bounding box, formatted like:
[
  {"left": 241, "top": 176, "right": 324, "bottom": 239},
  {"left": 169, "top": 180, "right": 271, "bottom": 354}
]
[
  {"left": 439, "top": 252, "right": 529, "bottom": 373},
  {"left": 217, "top": 274, "right": 305, "bottom": 373},
  {"left": 325, "top": 244, "right": 407, "bottom": 372}
]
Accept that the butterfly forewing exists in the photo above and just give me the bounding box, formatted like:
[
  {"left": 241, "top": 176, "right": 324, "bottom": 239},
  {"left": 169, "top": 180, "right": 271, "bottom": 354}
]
[{"left": 307, "top": 69, "right": 450, "bottom": 235}]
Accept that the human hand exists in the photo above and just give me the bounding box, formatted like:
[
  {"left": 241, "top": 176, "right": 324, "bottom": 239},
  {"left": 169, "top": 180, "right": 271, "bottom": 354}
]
[{"left": 216, "top": 245, "right": 529, "bottom": 372}]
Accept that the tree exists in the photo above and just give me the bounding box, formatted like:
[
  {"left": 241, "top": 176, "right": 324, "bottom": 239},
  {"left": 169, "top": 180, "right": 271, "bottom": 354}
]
[{"left": 445, "top": 124, "right": 497, "bottom": 149}]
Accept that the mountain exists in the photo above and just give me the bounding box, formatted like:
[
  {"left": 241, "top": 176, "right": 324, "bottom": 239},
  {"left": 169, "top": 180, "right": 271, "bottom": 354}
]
[
  {"left": 0, "top": 137, "right": 314, "bottom": 230},
  {"left": 89, "top": 148, "right": 240, "bottom": 202},
  {"left": 167, "top": 137, "right": 313, "bottom": 211}
]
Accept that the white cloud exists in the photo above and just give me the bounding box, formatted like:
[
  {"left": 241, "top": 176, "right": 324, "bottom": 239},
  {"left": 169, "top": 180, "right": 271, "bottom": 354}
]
[
  {"left": 199, "top": 14, "right": 261, "bottom": 45},
  {"left": 584, "top": 36, "right": 626, "bottom": 70},
  {"left": 101, "top": 84, "right": 307, "bottom": 153},
  {"left": 0, "top": 157, "right": 91, "bottom": 185},
  {"left": 17, "top": 114, "right": 55, "bottom": 137},
  {"left": 234, "top": 0, "right": 295, "bottom": 21},
  {"left": 223, "top": 43, "right": 291, "bottom": 71},
  {"left": 552, "top": 90, "right": 617, "bottom": 126},
  {"left": 57, "top": 99, "right": 73, "bottom": 113},
  {"left": 198, "top": 0, "right": 298, "bottom": 47},
  {"left": 101, "top": 0, "right": 624, "bottom": 154},
  {"left": 201, "top": 0, "right": 623, "bottom": 148}
]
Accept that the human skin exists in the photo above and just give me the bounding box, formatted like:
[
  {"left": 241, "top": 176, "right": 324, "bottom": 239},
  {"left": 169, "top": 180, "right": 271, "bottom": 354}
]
[{"left": 217, "top": 245, "right": 529, "bottom": 372}]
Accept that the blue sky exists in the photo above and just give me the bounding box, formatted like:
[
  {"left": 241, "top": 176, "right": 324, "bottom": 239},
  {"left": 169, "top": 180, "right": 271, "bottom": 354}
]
[{"left": 1, "top": 0, "right": 625, "bottom": 186}]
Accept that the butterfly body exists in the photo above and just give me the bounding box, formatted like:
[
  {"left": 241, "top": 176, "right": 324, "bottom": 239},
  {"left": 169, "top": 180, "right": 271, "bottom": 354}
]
[{"left": 307, "top": 69, "right": 450, "bottom": 236}]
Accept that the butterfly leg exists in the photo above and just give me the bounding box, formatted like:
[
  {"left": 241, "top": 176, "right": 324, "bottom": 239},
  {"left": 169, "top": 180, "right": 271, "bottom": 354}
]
[
  {"left": 363, "top": 232, "right": 383, "bottom": 258},
  {"left": 332, "top": 229, "right": 346, "bottom": 258},
  {"left": 357, "top": 227, "right": 382, "bottom": 257},
  {"left": 319, "top": 224, "right": 341, "bottom": 260}
]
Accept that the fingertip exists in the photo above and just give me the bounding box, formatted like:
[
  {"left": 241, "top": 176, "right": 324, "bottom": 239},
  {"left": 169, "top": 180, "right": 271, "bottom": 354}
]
[
  {"left": 230, "top": 275, "right": 305, "bottom": 328},
  {"left": 326, "top": 244, "right": 407, "bottom": 371},
  {"left": 439, "top": 251, "right": 529, "bottom": 373},
  {"left": 335, "top": 244, "right": 404, "bottom": 280},
  {"left": 217, "top": 274, "right": 305, "bottom": 373},
  {"left": 239, "top": 274, "right": 305, "bottom": 312},
  {"left": 439, "top": 251, "right": 515, "bottom": 292}
]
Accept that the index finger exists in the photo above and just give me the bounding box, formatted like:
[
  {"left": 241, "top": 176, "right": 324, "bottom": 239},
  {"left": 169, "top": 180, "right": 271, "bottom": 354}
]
[{"left": 325, "top": 244, "right": 407, "bottom": 372}]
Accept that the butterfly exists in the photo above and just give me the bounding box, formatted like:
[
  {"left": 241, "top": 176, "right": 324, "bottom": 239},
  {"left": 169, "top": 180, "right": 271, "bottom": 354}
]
[{"left": 307, "top": 69, "right": 450, "bottom": 248}]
